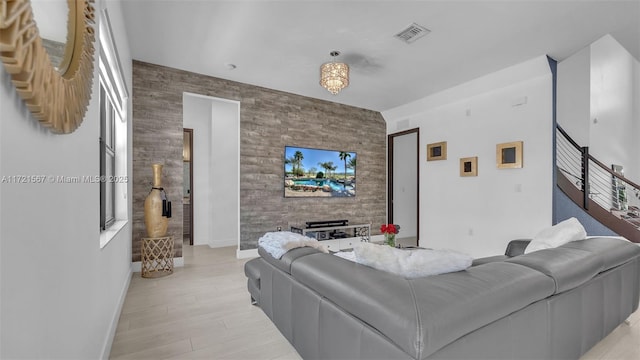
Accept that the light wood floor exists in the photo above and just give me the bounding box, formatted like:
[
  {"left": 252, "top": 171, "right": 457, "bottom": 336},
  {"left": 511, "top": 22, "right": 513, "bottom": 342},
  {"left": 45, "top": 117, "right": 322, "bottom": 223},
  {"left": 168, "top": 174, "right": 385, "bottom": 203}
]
[{"left": 110, "top": 245, "right": 640, "bottom": 359}]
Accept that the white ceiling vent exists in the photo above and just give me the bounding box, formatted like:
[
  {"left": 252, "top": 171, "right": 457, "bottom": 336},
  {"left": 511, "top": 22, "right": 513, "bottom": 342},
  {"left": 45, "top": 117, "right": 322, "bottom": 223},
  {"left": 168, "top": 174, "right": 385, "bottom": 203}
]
[{"left": 394, "top": 23, "right": 430, "bottom": 44}]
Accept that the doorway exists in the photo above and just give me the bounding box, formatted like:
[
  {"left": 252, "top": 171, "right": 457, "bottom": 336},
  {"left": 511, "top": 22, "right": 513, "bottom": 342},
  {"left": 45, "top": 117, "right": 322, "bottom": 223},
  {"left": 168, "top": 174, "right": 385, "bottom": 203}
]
[
  {"left": 183, "top": 128, "right": 194, "bottom": 245},
  {"left": 183, "top": 92, "right": 240, "bottom": 251},
  {"left": 388, "top": 128, "right": 419, "bottom": 247}
]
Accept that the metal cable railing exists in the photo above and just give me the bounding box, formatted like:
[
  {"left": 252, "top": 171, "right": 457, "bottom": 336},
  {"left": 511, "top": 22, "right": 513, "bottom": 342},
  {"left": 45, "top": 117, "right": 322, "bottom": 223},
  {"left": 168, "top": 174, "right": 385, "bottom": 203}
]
[{"left": 555, "top": 125, "right": 640, "bottom": 238}]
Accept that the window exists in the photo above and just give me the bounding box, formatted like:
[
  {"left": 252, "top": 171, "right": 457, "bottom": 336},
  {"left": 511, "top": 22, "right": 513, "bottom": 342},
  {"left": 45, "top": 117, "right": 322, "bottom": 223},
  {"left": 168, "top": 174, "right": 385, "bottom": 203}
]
[
  {"left": 100, "top": 84, "right": 117, "bottom": 229},
  {"left": 99, "top": 9, "right": 129, "bottom": 245}
]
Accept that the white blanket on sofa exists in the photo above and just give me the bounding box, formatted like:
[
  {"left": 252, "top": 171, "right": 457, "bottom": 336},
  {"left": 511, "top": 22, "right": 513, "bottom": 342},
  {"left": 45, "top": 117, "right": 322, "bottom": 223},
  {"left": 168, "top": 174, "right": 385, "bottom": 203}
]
[
  {"left": 258, "top": 231, "right": 328, "bottom": 259},
  {"left": 347, "top": 243, "right": 472, "bottom": 279}
]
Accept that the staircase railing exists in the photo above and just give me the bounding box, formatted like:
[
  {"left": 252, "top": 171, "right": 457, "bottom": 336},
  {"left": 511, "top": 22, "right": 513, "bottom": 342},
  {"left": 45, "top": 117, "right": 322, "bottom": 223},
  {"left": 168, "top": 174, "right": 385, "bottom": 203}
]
[{"left": 556, "top": 125, "right": 640, "bottom": 242}]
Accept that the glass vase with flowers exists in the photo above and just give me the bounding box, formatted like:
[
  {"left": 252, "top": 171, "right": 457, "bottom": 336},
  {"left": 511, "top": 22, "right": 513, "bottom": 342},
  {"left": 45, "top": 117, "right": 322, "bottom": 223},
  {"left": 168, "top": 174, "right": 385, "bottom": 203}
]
[{"left": 380, "top": 223, "right": 400, "bottom": 247}]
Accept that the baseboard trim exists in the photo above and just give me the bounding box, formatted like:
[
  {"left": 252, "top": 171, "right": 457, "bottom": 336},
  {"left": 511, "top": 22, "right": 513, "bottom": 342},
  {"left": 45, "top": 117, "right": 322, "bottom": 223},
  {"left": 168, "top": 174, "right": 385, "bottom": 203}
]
[
  {"left": 209, "top": 239, "right": 237, "bottom": 248},
  {"left": 100, "top": 264, "right": 132, "bottom": 360},
  {"left": 236, "top": 248, "right": 259, "bottom": 259}
]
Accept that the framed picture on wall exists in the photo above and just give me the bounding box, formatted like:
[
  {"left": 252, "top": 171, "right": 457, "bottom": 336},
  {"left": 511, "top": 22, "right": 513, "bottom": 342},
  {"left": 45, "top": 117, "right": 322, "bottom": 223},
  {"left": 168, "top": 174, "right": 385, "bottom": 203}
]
[
  {"left": 460, "top": 157, "right": 478, "bottom": 177},
  {"left": 496, "top": 141, "right": 523, "bottom": 169},
  {"left": 427, "top": 141, "right": 447, "bottom": 161}
]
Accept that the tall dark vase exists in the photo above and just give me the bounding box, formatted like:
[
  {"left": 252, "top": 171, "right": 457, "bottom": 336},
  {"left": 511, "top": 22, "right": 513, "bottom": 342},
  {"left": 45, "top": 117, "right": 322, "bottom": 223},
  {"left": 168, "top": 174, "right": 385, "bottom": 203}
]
[{"left": 144, "top": 163, "right": 170, "bottom": 237}]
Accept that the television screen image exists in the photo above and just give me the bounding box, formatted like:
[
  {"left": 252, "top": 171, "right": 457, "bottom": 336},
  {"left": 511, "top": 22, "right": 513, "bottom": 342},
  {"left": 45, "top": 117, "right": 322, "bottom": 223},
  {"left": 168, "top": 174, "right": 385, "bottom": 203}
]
[{"left": 284, "top": 146, "right": 356, "bottom": 198}]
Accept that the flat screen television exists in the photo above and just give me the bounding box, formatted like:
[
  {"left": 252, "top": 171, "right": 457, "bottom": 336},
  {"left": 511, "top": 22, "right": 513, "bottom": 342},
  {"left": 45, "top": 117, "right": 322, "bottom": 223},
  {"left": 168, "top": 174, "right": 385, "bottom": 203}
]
[{"left": 284, "top": 146, "right": 356, "bottom": 198}]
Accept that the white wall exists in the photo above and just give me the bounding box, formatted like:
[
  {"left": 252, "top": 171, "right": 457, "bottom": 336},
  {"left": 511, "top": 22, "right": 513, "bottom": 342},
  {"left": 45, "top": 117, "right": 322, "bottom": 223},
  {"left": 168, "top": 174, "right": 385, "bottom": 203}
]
[
  {"left": 183, "top": 94, "right": 212, "bottom": 246},
  {"left": 383, "top": 56, "right": 553, "bottom": 258},
  {"left": 182, "top": 94, "right": 239, "bottom": 248},
  {"left": 557, "top": 45, "right": 591, "bottom": 145},
  {"left": 557, "top": 34, "right": 640, "bottom": 209},
  {"left": 0, "top": 1, "right": 133, "bottom": 358},
  {"left": 589, "top": 35, "right": 637, "bottom": 179},
  {"left": 210, "top": 100, "right": 240, "bottom": 248}
]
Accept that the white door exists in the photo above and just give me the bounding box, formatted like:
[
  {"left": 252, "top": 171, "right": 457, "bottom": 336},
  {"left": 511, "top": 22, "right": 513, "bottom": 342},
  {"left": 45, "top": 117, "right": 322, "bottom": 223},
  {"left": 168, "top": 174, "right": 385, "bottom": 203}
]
[{"left": 390, "top": 130, "right": 418, "bottom": 245}]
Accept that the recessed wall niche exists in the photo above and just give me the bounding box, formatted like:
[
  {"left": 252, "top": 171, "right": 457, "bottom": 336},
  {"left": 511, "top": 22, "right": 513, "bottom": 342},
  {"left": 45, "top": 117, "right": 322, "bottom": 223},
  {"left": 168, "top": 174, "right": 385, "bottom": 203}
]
[
  {"left": 427, "top": 141, "right": 447, "bottom": 161},
  {"left": 496, "top": 141, "right": 523, "bottom": 169},
  {"left": 460, "top": 157, "right": 478, "bottom": 177}
]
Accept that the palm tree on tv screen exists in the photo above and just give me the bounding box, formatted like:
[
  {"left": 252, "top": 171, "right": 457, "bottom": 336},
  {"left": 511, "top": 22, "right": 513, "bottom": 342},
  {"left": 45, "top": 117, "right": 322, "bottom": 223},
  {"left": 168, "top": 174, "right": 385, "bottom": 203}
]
[
  {"left": 339, "top": 152, "right": 351, "bottom": 188},
  {"left": 348, "top": 156, "right": 356, "bottom": 172},
  {"left": 308, "top": 167, "right": 317, "bottom": 178},
  {"left": 328, "top": 162, "right": 337, "bottom": 179},
  {"left": 293, "top": 150, "right": 304, "bottom": 177},
  {"left": 318, "top": 162, "right": 329, "bottom": 178}
]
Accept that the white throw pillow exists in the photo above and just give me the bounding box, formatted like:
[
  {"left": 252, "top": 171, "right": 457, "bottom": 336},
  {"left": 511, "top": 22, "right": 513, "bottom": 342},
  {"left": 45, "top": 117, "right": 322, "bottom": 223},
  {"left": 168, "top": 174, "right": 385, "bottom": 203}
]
[
  {"left": 353, "top": 243, "right": 472, "bottom": 279},
  {"left": 524, "top": 217, "right": 587, "bottom": 254}
]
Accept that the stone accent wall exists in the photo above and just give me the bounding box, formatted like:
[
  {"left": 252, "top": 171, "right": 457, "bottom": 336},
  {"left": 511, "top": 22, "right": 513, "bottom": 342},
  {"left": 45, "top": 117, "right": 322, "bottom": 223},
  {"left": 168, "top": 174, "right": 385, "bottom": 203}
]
[
  {"left": 132, "top": 60, "right": 386, "bottom": 258},
  {"left": 132, "top": 63, "right": 185, "bottom": 261}
]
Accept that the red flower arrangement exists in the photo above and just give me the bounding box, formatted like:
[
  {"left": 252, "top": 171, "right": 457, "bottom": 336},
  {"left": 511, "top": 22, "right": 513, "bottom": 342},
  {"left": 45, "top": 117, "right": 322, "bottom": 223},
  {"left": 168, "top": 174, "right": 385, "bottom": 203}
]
[
  {"left": 380, "top": 223, "right": 400, "bottom": 247},
  {"left": 380, "top": 223, "right": 399, "bottom": 235}
]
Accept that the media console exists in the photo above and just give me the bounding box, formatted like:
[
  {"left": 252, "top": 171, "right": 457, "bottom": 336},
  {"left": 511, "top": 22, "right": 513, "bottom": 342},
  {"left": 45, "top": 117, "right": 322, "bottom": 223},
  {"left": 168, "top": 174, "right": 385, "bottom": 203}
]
[{"left": 290, "top": 220, "right": 371, "bottom": 251}]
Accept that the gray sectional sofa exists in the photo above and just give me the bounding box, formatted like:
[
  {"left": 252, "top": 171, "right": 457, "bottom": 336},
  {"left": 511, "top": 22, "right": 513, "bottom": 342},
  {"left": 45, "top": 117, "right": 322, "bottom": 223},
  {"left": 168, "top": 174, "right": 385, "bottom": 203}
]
[{"left": 244, "top": 237, "right": 640, "bottom": 359}]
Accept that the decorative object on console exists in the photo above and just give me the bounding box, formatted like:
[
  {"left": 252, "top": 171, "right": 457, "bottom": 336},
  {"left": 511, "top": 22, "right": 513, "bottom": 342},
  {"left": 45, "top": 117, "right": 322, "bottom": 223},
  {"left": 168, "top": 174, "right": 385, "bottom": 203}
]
[
  {"left": 320, "top": 50, "right": 349, "bottom": 95},
  {"left": 524, "top": 217, "right": 587, "bottom": 254},
  {"left": 353, "top": 242, "right": 472, "bottom": 278},
  {"left": 380, "top": 223, "right": 400, "bottom": 247},
  {"left": 144, "top": 164, "right": 172, "bottom": 237},
  {"left": 496, "top": 141, "right": 523, "bottom": 169},
  {"left": 289, "top": 220, "right": 371, "bottom": 252},
  {"left": 0, "top": 0, "right": 96, "bottom": 133},
  {"left": 459, "top": 156, "right": 478, "bottom": 177},
  {"left": 426, "top": 141, "right": 447, "bottom": 161}
]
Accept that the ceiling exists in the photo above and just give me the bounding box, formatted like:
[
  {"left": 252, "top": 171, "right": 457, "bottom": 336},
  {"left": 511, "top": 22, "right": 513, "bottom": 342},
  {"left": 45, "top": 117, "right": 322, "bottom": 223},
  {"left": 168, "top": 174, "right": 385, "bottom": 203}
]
[{"left": 121, "top": 0, "right": 640, "bottom": 112}]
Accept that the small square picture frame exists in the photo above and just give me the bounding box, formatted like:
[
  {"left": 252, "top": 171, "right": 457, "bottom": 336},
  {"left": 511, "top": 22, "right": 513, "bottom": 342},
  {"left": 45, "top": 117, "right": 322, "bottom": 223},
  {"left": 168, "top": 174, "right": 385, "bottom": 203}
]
[
  {"left": 427, "top": 141, "right": 447, "bottom": 161},
  {"left": 460, "top": 157, "right": 478, "bottom": 177},
  {"left": 496, "top": 141, "right": 523, "bottom": 169}
]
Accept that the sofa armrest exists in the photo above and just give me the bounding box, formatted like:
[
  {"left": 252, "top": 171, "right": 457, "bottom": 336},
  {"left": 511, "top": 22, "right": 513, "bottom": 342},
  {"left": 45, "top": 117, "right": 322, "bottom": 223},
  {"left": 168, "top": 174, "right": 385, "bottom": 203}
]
[{"left": 505, "top": 239, "right": 532, "bottom": 257}]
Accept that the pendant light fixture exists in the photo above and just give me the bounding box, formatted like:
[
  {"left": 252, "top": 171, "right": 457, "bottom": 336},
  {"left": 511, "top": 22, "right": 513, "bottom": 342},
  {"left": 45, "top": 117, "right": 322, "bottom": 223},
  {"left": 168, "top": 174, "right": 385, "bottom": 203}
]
[{"left": 320, "top": 51, "right": 349, "bottom": 95}]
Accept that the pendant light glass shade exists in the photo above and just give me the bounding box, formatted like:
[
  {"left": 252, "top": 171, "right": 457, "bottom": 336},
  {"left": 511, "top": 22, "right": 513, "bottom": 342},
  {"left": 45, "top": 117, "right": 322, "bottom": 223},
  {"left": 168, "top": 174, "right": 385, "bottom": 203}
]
[{"left": 320, "top": 51, "right": 349, "bottom": 95}]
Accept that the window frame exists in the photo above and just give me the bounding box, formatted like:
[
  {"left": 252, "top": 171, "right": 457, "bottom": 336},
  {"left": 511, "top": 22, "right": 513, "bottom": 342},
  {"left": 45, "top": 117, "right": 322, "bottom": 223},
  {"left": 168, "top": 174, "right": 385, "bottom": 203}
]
[{"left": 98, "top": 9, "right": 129, "bottom": 246}]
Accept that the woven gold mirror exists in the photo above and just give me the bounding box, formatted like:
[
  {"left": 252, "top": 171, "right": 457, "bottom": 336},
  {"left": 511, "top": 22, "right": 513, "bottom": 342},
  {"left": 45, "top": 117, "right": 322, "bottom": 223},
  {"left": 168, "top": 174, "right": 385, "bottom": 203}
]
[{"left": 0, "top": 0, "right": 96, "bottom": 134}]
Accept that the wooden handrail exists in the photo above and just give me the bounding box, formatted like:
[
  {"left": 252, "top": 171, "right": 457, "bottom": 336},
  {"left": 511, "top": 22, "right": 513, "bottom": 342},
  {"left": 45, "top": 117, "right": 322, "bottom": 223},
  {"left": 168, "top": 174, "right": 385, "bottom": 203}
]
[
  {"left": 557, "top": 124, "right": 640, "bottom": 191},
  {"left": 556, "top": 124, "right": 639, "bottom": 243},
  {"left": 588, "top": 155, "right": 640, "bottom": 191},
  {"left": 556, "top": 125, "right": 582, "bottom": 150}
]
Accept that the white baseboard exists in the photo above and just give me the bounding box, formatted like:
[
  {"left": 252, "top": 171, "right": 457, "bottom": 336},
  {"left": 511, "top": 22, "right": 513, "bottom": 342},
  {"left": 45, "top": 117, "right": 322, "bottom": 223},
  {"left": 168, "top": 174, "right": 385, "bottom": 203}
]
[
  {"left": 132, "top": 257, "right": 184, "bottom": 273},
  {"left": 209, "top": 238, "right": 237, "bottom": 248},
  {"left": 236, "top": 248, "right": 259, "bottom": 259},
  {"left": 100, "top": 264, "right": 132, "bottom": 360}
]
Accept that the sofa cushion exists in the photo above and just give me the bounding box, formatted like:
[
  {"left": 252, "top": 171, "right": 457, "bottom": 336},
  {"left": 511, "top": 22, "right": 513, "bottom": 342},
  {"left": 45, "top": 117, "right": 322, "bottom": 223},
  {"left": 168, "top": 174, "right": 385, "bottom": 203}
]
[
  {"left": 291, "top": 253, "right": 555, "bottom": 359},
  {"left": 559, "top": 237, "right": 640, "bottom": 271},
  {"left": 258, "top": 246, "right": 321, "bottom": 274},
  {"left": 410, "top": 262, "right": 555, "bottom": 358},
  {"left": 506, "top": 247, "right": 603, "bottom": 294}
]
